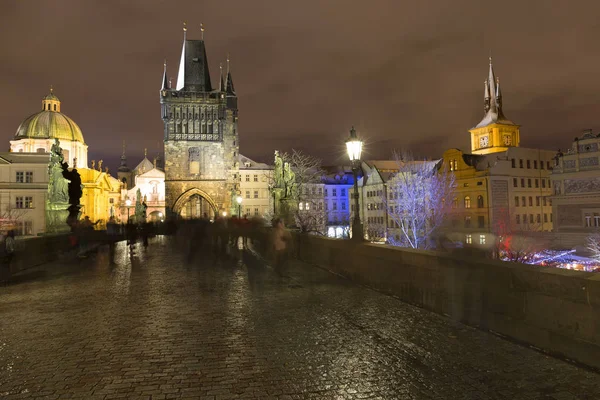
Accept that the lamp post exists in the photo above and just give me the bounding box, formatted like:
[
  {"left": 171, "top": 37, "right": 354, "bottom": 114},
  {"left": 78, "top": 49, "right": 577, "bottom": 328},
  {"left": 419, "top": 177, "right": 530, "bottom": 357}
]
[
  {"left": 125, "top": 199, "right": 132, "bottom": 222},
  {"left": 346, "top": 126, "right": 364, "bottom": 241},
  {"left": 236, "top": 196, "right": 243, "bottom": 217}
]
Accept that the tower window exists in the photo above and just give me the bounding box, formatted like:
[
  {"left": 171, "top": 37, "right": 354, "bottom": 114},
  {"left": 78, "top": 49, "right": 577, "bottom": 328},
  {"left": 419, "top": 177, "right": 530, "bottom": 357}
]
[{"left": 53, "top": 104, "right": 57, "bottom": 111}]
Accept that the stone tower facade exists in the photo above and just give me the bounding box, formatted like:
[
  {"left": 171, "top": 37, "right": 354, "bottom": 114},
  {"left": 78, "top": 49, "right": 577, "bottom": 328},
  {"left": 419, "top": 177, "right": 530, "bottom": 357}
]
[{"left": 159, "top": 28, "right": 239, "bottom": 218}]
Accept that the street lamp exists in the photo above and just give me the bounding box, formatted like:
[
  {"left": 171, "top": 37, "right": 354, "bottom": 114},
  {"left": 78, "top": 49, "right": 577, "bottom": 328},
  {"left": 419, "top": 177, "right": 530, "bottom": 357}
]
[
  {"left": 346, "top": 126, "right": 364, "bottom": 241},
  {"left": 125, "top": 199, "right": 132, "bottom": 222},
  {"left": 236, "top": 196, "right": 243, "bottom": 217}
]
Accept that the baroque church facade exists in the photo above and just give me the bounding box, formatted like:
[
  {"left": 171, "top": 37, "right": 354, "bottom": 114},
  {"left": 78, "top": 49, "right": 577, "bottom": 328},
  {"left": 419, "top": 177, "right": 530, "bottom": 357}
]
[{"left": 159, "top": 26, "right": 239, "bottom": 218}]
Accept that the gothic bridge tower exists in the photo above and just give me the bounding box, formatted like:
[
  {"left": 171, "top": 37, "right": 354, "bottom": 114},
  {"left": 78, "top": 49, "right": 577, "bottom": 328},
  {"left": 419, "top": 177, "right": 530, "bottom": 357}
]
[{"left": 160, "top": 24, "right": 239, "bottom": 218}]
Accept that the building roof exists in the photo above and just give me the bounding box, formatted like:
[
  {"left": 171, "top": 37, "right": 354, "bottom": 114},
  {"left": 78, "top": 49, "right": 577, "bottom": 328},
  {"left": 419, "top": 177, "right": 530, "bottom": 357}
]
[
  {"left": 365, "top": 160, "right": 399, "bottom": 172},
  {"left": 134, "top": 157, "right": 154, "bottom": 175},
  {"left": 15, "top": 92, "right": 85, "bottom": 143},
  {"left": 239, "top": 154, "right": 272, "bottom": 169},
  {"left": 176, "top": 38, "right": 212, "bottom": 92}
]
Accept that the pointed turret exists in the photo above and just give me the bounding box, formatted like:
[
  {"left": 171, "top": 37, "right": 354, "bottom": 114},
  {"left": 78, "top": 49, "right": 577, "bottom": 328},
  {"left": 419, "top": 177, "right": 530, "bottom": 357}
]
[
  {"left": 473, "top": 57, "right": 512, "bottom": 129},
  {"left": 118, "top": 141, "right": 130, "bottom": 173},
  {"left": 226, "top": 55, "right": 235, "bottom": 95},
  {"left": 175, "top": 22, "right": 212, "bottom": 92},
  {"left": 484, "top": 80, "right": 490, "bottom": 114},
  {"left": 495, "top": 77, "right": 502, "bottom": 108},
  {"left": 219, "top": 63, "right": 225, "bottom": 92},
  {"left": 161, "top": 60, "right": 169, "bottom": 90},
  {"left": 487, "top": 57, "right": 498, "bottom": 114}
]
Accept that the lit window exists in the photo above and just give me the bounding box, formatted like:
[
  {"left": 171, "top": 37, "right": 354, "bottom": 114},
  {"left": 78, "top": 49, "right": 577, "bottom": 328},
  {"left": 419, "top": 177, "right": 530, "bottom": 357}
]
[
  {"left": 25, "top": 197, "right": 33, "bottom": 208},
  {"left": 299, "top": 203, "right": 304, "bottom": 211},
  {"left": 479, "top": 235, "right": 486, "bottom": 245},
  {"left": 305, "top": 202, "right": 310, "bottom": 210},
  {"left": 465, "top": 234, "right": 472, "bottom": 244},
  {"left": 464, "top": 196, "right": 471, "bottom": 209}
]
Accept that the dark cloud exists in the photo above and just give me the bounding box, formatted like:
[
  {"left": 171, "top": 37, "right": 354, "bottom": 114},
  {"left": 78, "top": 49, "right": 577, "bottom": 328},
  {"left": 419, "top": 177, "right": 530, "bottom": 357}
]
[{"left": 0, "top": 0, "right": 599, "bottom": 170}]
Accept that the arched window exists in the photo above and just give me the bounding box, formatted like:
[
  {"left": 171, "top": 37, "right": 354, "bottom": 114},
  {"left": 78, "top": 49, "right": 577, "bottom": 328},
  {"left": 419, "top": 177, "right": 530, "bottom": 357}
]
[
  {"left": 477, "top": 195, "right": 484, "bottom": 208},
  {"left": 464, "top": 196, "right": 471, "bottom": 209},
  {"left": 53, "top": 104, "right": 57, "bottom": 111}
]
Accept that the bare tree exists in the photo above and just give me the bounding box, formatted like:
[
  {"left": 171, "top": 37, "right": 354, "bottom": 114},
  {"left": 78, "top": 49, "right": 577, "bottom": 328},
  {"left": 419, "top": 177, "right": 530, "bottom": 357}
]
[
  {"left": 384, "top": 153, "right": 456, "bottom": 249},
  {"left": 0, "top": 205, "right": 30, "bottom": 235},
  {"left": 492, "top": 208, "right": 547, "bottom": 263},
  {"left": 587, "top": 234, "right": 600, "bottom": 262}
]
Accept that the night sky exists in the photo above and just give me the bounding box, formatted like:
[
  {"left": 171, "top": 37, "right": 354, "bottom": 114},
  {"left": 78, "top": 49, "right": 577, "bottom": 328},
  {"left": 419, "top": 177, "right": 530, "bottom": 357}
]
[{"left": 1, "top": 1, "right": 599, "bottom": 170}]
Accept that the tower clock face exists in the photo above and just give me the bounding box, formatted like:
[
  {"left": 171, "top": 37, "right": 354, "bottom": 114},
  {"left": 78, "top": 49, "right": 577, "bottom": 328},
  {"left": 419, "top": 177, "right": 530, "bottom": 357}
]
[
  {"left": 503, "top": 134, "right": 512, "bottom": 146},
  {"left": 479, "top": 135, "right": 489, "bottom": 148}
]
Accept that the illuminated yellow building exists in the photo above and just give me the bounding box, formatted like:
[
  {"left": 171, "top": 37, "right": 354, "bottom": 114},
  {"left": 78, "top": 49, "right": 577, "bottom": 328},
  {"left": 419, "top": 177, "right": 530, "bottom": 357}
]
[
  {"left": 79, "top": 166, "right": 122, "bottom": 227},
  {"left": 443, "top": 59, "right": 555, "bottom": 248}
]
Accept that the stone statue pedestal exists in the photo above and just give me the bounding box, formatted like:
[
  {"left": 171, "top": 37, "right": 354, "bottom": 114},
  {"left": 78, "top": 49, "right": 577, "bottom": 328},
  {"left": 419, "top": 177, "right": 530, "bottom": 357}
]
[
  {"left": 279, "top": 198, "right": 298, "bottom": 227},
  {"left": 46, "top": 202, "right": 80, "bottom": 233}
]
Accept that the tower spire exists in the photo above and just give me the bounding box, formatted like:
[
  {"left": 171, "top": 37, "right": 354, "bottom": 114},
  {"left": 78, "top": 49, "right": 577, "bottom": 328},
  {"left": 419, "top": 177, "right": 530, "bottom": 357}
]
[
  {"left": 183, "top": 22, "right": 187, "bottom": 39},
  {"left": 219, "top": 63, "right": 225, "bottom": 91},
  {"left": 226, "top": 54, "right": 235, "bottom": 95},
  {"left": 495, "top": 76, "right": 502, "bottom": 108},
  {"left": 487, "top": 58, "right": 497, "bottom": 113},
  {"left": 484, "top": 80, "right": 490, "bottom": 114},
  {"left": 161, "top": 59, "right": 169, "bottom": 90}
]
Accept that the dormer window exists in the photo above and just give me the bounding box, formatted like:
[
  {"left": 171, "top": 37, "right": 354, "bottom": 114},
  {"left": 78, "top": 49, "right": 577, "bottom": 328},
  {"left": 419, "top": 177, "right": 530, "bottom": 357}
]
[{"left": 244, "top": 162, "right": 251, "bottom": 168}]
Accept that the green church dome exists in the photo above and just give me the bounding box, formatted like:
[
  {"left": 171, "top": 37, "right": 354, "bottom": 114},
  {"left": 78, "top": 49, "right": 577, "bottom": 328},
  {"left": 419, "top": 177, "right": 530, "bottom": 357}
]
[{"left": 14, "top": 91, "right": 85, "bottom": 143}]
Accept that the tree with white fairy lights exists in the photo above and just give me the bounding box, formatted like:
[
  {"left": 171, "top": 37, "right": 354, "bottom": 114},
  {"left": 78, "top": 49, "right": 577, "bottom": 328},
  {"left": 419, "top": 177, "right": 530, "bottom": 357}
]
[{"left": 384, "top": 153, "right": 455, "bottom": 250}]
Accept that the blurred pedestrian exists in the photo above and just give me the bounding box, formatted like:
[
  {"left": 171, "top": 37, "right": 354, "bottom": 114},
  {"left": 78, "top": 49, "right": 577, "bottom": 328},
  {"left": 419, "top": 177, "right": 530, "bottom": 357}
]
[
  {"left": 271, "top": 218, "right": 291, "bottom": 272},
  {"left": 106, "top": 217, "right": 119, "bottom": 265},
  {"left": 1, "top": 230, "right": 15, "bottom": 283}
]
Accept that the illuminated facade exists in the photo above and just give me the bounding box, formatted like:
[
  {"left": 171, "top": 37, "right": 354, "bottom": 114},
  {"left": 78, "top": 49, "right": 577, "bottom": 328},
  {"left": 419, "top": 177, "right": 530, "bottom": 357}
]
[
  {"left": 160, "top": 26, "right": 239, "bottom": 219},
  {"left": 0, "top": 90, "right": 122, "bottom": 234},
  {"left": 551, "top": 130, "right": 600, "bottom": 237},
  {"left": 239, "top": 155, "right": 272, "bottom": 218},
  {"left": 444, "top": 59, "right": 555, "bottom": 247}
]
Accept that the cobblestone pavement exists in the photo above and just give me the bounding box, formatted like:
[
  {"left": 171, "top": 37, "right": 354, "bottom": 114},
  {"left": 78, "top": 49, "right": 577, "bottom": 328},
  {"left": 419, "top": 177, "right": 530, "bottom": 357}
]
[{"left": 1, "top": 237, "right": 599, "bottom": 400}]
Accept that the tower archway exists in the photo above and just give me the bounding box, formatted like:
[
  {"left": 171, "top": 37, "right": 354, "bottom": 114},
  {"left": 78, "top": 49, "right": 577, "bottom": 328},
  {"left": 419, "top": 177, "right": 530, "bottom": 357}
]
[{"left": 172, "top": 188, "right": 218, "bottom": 219}]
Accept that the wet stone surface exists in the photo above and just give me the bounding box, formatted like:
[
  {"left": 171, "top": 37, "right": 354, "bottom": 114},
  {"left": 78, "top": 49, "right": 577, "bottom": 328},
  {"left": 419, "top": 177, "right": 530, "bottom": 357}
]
[{"left": 0, "top": 236, "right": 599, "bottom": 399}]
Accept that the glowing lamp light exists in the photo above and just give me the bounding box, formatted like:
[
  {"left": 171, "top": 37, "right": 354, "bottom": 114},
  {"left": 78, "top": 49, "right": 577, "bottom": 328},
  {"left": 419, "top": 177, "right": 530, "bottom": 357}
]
[
  {"left": 158, "top": 212, "right": 163, "bottom": 218},
  {"left": 236, "top": 196, "right": 243, "bottom": 205},
  {"left": 346, "top": 127, "right": 363, "bottom": 162},
  {"left": 222, "top": 211, "right": 227, "bottom": 217},
  {"left": 125, "top": 199, "right": 132, "bottom": 207}
]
